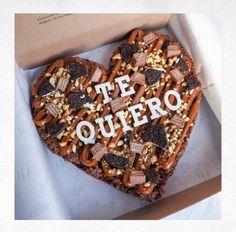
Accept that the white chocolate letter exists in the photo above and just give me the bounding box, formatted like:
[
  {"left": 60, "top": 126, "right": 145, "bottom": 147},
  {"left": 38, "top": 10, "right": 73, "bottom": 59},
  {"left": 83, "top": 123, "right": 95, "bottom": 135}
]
[
  {"left": 115, "top": 110, "right": 132, "bottom": 132},
  {"left": 164, "top": 90, "right": 182, "bottom": 111},
  {"left": 115, "top": 75, "right": 135, "bottom": 97},
  {"left": 76, "top": 121, "right": 95, "bottom": 145},
  {"left": 95, "top": 115, "right": 115, "bottom": 137},
  {"left": 128, "top": 103, "right": 148, "bottom": 127},
  {"left": 145, "top": 97, "right": 167, "bottom": 120},
  {"left": 95, "top": 82, "right": 112, "bottom": 104}
]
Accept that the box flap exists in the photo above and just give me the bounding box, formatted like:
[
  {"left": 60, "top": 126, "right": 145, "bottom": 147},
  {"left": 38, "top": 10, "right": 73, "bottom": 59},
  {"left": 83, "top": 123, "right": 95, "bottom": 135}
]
[
  {"left": 15, "top": 13, "right": 172, "bottom": 69},
  {"left": 115, "top": 175, "right": 221, "bottom": 220}
]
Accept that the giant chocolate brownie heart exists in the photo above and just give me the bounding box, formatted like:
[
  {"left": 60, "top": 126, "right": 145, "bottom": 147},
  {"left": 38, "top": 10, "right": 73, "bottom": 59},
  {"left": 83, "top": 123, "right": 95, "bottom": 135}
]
[{"left": 31, "top": 29, "right": 201, "bottom": 202}]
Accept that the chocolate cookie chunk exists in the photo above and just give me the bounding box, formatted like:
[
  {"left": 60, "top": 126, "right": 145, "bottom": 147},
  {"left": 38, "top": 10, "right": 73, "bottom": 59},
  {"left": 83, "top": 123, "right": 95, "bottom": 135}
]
[
  {"left": 66, "top": 62, "right": 88, "bottom": 80},
  {"left": 144, "top": 169, "right": 159, "bottom": 183},
  {"left": 142, "top": 124, "right": 168, "bottom": 150},
  {"left": 104, "top": 153, "right": 128, "bottom": 169},
  {"left": 123, "top": 131, "right": 132, "bottom": 143},
  {"left": 187, "top": 75, "right": 201, "bottom": 90},
  {"left": 67, "top": 91, "right": 93, "bottom": 110},
  {"left": 144, "top": 69, "right": 163, "bottom": 86},
  {"left": 177, "top": 58, "right": 189, "bottom": 73},
  {"left": 45, "top": 120, "right": 66, "bottom": 137},
  {"left": 38, "top": 79, "right": 55, "bottom": 96},
  {"left": 120, "top": 43, "right": 139, "bottom": 63}
]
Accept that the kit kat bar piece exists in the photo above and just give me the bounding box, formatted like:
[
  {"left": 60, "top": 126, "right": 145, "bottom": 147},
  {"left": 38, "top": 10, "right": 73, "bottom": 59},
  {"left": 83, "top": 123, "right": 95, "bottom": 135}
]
[
  {"left": 129, "top": 170, "right": 146, "bottom": 185},
  {"left": 110, "top": 97, "right": 126, "bottom": 113},
  {"left": 130, "top": 72, "right": 146, "bottom": 85},
  {"left": 130, "top": 141, "right": 144, "bottom": 154},
  {"left": 169, "top": 68, "right": 184, "bottom": 83},
  {"left": 45, "top": 103, "right": 60, "bottom": 117},
  {"left": 57, "top": 76, "right": 70, "bottom": 92},
  {"left": 89, "top": 66, "right": 102, "bottom": 82},
  {"left": 132, "top": 53, "right": 147, "bottom": 67},
  {"left": 167, "top": 45, "right": 181, "bottom": 58},
  {"left": 90, "top": 142, "right": 107, "bottom": 161},
  {"left": 170, "top": 113, "right": 185, "bottom": 128},
  {"left": 143, "top": 32, "right": 158, "bottom": 45}
]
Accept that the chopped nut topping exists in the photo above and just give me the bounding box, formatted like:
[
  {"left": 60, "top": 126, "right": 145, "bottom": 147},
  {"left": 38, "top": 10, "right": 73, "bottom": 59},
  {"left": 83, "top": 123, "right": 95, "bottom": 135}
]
[
  {"left": 117, "top": 140, "right": 124, "bottom": 146},
  {"left": 72, "top": 144, "right": 77, "bottom": 153},
  {"left": 126, "top": 64, "right": 132, "bottom": 70},
  {"left": 59, "top": 142, "right": 67, "bottom": 147},
  {"left": 151, "top": 155, "right": 158, "bottom": 164},
  {"left": 112, "top": 53, "right": 122, "bottom": 60},
  {"left": 108, "top": 143, "right": 116, "bottom": 148},
  {"left": 87, "top": 86, "right": 93, "bottom": 94}
]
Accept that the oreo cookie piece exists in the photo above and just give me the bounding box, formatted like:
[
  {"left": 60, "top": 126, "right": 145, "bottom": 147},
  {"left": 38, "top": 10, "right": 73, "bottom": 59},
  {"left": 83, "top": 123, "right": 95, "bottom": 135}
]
[
  {"left": 45, "top": 120, "right": 66, "bottom": 137},
  {"left": 144, "top": 169, "right": 159, "bottom": 183},
  {"left": 123, "top": 131, "right": 132, "bottom": 143},
  {"left": 187, "top": 75, "right": 201, "bottom": 90},
  {"left": 177, "top": 58, "right": 189, "bottom": 73},
  {"left": 142, "top": 124, "right": 168, "bottom": 150},
  {"left": 66, "top": 62, "right": 88, "bottom": 80},
  {"left": 38, "top": 79, "right": 55, "bottom": 96},
  {"left": 104, "top": 153, "right": 128, "bottom": 169},
  {"left": 120, "top": 43, "right": 139, "bottom": 63},
  {"left": 162, "top": 40, "right": 171, "bottom": 49},
  {"left": 144, "top": 69, "right": 163, "bottom": 86},
  {"left": 67, "top": 91, "right": 93, "bottom": 110}
]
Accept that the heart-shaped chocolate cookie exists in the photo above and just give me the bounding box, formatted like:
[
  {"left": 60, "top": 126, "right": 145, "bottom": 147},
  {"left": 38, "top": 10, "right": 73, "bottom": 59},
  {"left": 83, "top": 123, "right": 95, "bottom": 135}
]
[{"left": 31, "top": 29, "right": 201, "bottom": 202}]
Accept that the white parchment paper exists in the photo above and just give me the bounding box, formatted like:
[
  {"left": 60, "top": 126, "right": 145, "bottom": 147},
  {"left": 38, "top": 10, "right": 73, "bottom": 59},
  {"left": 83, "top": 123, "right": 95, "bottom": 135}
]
[{"left": 15, "top": 17, "right": 221, "bottom": 220}]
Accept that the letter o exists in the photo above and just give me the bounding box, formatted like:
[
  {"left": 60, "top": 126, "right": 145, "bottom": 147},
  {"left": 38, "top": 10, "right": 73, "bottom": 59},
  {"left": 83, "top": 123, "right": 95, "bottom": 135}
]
[
  {"left": 164, "top": 90, "right": 182, "bottom": 111},
  {"left": 76, "top": 121, "right": 95, "bottom": 145}
]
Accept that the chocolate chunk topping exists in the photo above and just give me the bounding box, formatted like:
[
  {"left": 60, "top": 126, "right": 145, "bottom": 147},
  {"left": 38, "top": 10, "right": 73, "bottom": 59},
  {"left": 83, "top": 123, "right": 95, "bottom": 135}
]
[
  {"left": 170, "top": 114, "right": 185, "bottom": 128},
  {"left": 45, "top": 103, "right": 60, "bottom": 117},
  {"left": 130, "top": 141, "right": 144, "bottom": 154},
  {"left": 144, "top": 169, "right": 159, "bottom": 183},
  {"left": 142, "top": 124, "right": 168, "bottom": 150},
  {"left": 167, "top": 45, "right": 181, "bottom": 58},
  {"left": 104, "top": 153, "right": 128, "bottom": 169},
  {"left": 129, "top": 170, "right": 146, "bottom": 185},
  {"left": 177, "top": 58, "right": 189, "bottom": 72},
  {"left": 38, "top": 79, "right": 55, "bottom": 96},
  {"left": 169, "top": 68, "right": 184, "bottom": 83},
  {"left": 68, "top": 91, "right": 93, "bottom": 110},
  {"left": 144, "top": 69, "right": 163, "bottom": 86},
  {"left": 89, "top": 66, "right": 102, "bottom": 82},
  {"left": 91, "top": 143, "right": 107, "bottom": 161},
  {"left": 66, "top": 62, "right": 88, "bottom": 80},
  {"left": 110, "top": 97, "right": 126, "bottom": 113},
  {"left": 130, "top": 72, "right": 146, "bottom": 85},
  {"left": 120, "top": 43, "right": 139, "bottom": 63},
  {"left": 57, "top": 76, "right": 70, "bottom": 92},
  {"left": 186, "top": 75, "right": 201, "bottom": 90},
  {"left": 132, "top": 52, "right": 147, "bottom": 67},
  {"left": 45, "top": 120, "right": 66, "bottom": 137},
  {"left": 143, "top": 32, "right": 158, "bottom": 45}
]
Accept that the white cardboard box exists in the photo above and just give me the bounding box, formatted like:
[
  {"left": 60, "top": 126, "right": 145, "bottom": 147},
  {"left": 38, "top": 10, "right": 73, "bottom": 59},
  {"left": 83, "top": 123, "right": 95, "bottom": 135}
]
[{"left": 15, "top": 14, "right": 221, "bottom": 219}]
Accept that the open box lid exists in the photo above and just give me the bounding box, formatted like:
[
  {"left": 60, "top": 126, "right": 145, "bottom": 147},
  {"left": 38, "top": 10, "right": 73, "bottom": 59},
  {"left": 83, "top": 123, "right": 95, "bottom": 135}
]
[
  {"left": 15, "top": 13, "right": 221, "bottom": 219},
  {"left": 15, "top": 13, "right": 172, "bottom": 69}
]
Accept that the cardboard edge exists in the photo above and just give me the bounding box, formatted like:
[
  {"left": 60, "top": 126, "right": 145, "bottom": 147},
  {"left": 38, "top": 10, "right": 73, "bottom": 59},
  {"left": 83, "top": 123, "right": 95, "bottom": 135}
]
[
  {"left": 114, "top": 175, "right": 221, "bottom": 220},
  {"left": 15, "top": 13, "right": 173, "bottom": 70}
]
